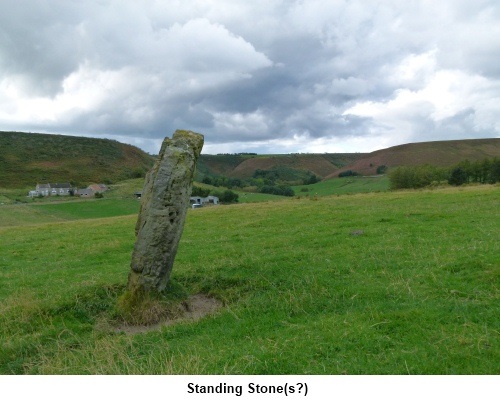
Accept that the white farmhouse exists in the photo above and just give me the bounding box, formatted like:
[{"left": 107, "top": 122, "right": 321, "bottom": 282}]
[{"left": 29, "top": 183, "right": 73, "bottom": 197}]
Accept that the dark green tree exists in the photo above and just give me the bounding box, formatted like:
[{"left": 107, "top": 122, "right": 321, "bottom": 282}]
[
  {"left": 191, "top": 185, "right": 211, "bottom": 197},
  {"left": 448, "top": 167, "right": 468, "bottom": 186},
  {"left": 214, "top": 190, "right": 239, "bottom": 203},
  {"left": 305, "top": 174, "right": 319, "bottom": 185},
  {"left": 202, "top": 176, "right": 213, "bottom": 185},
  {"left": 338, "top": 170, "right": 359, "bottom": 177},
  {"left": 489, "top": 158, "right": 500, "bottom": 183}
]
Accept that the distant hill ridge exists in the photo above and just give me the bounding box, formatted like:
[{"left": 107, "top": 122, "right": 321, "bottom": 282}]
[
  {"left": 324, "top": 138, "right": 500, "bottom": 179},
  {"left": 0, "top": 131, "right": 155, "bottom": 188},
  {"left": 2, "top": 131, "right": 498, "bottom": 189},
  {"left": 196, "top": 152, "right": 364, "bottom": 181},
  {"left": 197, "top": 138, "right": 500, "bottom": 182}
]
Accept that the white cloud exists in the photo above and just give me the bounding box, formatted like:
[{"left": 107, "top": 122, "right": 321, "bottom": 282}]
[
  {"left": 0, "top": 14, "right": 272, "bottom": 137},
  {"left": 388, "top": 50, "right": 437, "bottom": 90},
  {"left": 0, "top": 0, "right": 499, "bottom": 154},
  {"left": 150, "top": 18, "right": 272, "bottom": 74},
  {"left": 0, "top": 63, "right": 132, "bottom": 124},
  {"left": 212, "top": 109, "right": 270, "bottom": 139},
  {"left": 344, "top": 66, "right": 500, "bottom": 143}
]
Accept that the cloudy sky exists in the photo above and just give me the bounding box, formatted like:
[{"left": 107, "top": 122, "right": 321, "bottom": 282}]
[{"left": 1, "top": 0, "right": 499, "bottom": 154}]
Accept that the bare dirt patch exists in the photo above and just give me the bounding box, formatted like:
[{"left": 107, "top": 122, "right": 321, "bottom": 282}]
[
  {"left": 111, "top": 294, "right": 223, "bottom": 335},
  {"left": 29, "top": 161, "right": 61, "bottom": 169}
]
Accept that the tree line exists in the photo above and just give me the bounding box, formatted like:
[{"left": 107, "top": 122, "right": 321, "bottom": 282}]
[
  {"left": 389, "top": 158, "right": 500, "bottom": 189},
  {"left": 198, "top": 167, "right": 318, "bottom": 197}
]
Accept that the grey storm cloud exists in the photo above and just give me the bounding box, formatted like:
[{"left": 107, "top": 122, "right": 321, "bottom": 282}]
[{"left": 0, "top": 0, "right": 499, "bottom": 154}]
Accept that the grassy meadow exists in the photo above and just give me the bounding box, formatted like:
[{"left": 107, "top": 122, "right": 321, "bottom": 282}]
[
  {"left": 292, "top": 175, "right": 390, "bottom": 197},
  {"left": 0, "top": 198, "right": 140, "bottom": 227},
  {"left": 0, "top": 185, "right": 498, "bottom": 374}
]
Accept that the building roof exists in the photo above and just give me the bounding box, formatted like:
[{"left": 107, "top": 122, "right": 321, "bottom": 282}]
[
  {"left": 51, "top": 183, "right": 72, "bottom": 188},
  {"left": 77, "top": 188, "right": 94, "bottom": 194},
  {"left": 37, "top": 183, "right": 72, "bottom": 189},
  {"left": 88, "top": 183, "right": 108, "bottom": 191}
]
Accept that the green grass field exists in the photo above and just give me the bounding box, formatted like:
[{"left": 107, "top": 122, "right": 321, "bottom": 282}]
[
  {"left": 292, "top": 175, "right": 390, "bottom": 197},
  {"left": 0, "top": 199, "right": 140, "bottom": 227},
  {"left": 0, "top": 185, "right": 498, "bottom": 374}
]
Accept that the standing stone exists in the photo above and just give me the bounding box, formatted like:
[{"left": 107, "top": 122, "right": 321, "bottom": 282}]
[{"left": 127, "top": 130, "right": 204, "bottom": 293}]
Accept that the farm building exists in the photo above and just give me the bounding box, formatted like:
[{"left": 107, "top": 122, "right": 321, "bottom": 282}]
[
  {"left": 29, "top": 183, "right": 73, "bottom": 197},
  {"left": 205, "top": 196, "right": 219, "bottom": 204},
  {"left": 190, "top": 196, "right": 203, "bottom": 205},
  {"left": 76, "top": 188, "right": 94, "bottom": 197},
  {"left": 28, "top": 182, "right": 108, "bottom": 198},
  {"left": 189, "top": 195, "right": 219, "bottom": 207}
]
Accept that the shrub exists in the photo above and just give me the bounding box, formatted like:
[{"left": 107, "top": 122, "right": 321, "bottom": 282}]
[
  {"left": 339, "top": 170, "right": 359, "bottom": 178},
  {"left": 304, "top": 174, "right": 319, "bottom": 185},
  {"left": 202, "top": 176, "right": 213, "bottom": 185},
  {"left": 192, "top": 185, "right": 211, "bottom": 198},
  {"left": 132, "top": 169, "right": 145, "bottom": 178},
  {"left": 259, "top": 185, "right": 295, "bottom": 196},
  {"left": 448, "top": 167, "right": 468, "bottom": 186},
  {"left": 213, "top": 190, "right": 239, "bottom": 203},
  {"left": 389, "top": 165, "right": 449, "bottom": 190},
  {"left": 489, "top": 158, "right": 500, "bottom": 183}
]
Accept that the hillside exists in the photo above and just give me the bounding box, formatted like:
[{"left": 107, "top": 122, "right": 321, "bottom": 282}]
[
  {"left": 197, "top": 138, "right": 500, "bottom": 183},
  {"left": 4, "top": 131, "right": 499, "bottom": 189},
  {"left": 0, "top": 131, "right": 155, "bottom": 188},
  {"left": 197, "top": 152, "right": 364, "bottom": 181},
  {"left": 325, "top": 138, "right": 500, "bottom": 179}
]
